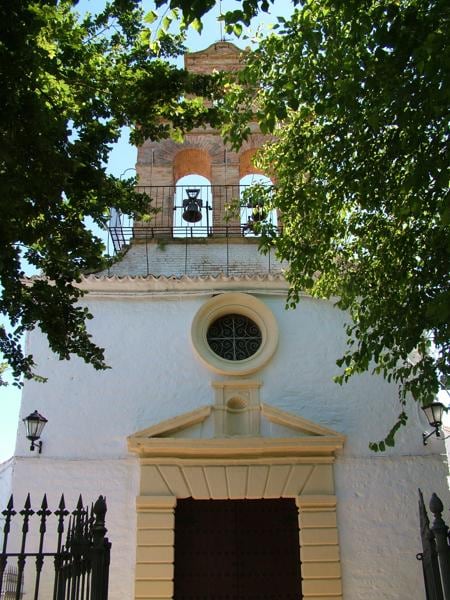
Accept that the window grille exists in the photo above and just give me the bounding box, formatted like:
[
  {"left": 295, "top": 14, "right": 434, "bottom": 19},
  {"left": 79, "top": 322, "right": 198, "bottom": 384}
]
[{"left": 207, "top": 314, "right": 262, "bottom": 361}]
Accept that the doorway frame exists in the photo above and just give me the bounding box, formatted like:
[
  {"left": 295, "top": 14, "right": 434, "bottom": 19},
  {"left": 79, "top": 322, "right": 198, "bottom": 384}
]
[{"left": 129, "top": 414, "right": 344, "bottom": 600}]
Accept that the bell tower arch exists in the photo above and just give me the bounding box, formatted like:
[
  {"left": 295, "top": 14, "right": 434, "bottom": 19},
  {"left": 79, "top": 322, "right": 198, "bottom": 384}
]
[{"left": 134, "top": 42, "right": 274, "bottom": 235}]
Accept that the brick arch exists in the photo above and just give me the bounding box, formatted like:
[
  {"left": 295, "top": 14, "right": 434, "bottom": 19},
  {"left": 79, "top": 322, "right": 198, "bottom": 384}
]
[
  {"left": 174, "top": 148, "right": 212, "bottom": 182},
  {"left": 239, "top": 148, "right": 267, "bottom": 180}
]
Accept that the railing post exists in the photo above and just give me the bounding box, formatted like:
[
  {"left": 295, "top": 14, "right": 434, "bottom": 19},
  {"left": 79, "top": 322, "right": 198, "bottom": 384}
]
[
  {"left": 16, "top": 494, "right": 34, "bottom": 600},
  {"left": 418, "top": 489, "right": 444, "bottom": 600},
  {"left": 90, "top": 496, "right": 110, "bottom": 600},
  {"left": 34, "top": 495, "right": 51, "bottom": 600},
  {"left": 430, "top": 493, "right": 450, "bottom": 600},
  {"left": 53, "top": 494, "right": 69, "bottom": 600},
  {"left": 0, "top": 495, "right": 16, "bottom": 598}
]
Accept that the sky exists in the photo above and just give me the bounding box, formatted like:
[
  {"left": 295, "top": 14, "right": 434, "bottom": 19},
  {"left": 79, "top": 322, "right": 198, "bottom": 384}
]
[{"left": 0, "top": 0, "right": 295, "bottom": 463}]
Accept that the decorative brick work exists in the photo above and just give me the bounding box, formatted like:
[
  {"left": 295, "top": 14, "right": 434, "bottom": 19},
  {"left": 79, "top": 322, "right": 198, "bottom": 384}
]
[
  {"left": 173, "top": 148, "right": 211, "bottom": 182},
  {"left": 184, "top": 41, "right": 244, "bottom": 74},
  {"left": 135, "top": 43, "right": 273, "bottom": 231}
]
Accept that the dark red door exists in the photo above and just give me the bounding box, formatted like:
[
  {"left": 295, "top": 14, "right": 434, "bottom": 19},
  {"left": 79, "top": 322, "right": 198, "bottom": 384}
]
[{"left": 174, "top": 498, "right": 301, "bottom": 600}]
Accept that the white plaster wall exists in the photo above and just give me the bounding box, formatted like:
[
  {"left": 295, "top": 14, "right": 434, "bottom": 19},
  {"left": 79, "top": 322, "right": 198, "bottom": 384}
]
[
  {"left": 104, "top": 240, "right": 286, "bottom": 277},
  {"left": 17, "top": 293, "right": 431, "bottom": 459},
  {"left": 0, "top": 458, "right": 13, "bottom": 528},
  {"left": 11, "top": 289, "right": 450, "bottom": 600},
  {"left": 335, "top": 454, "right": 448, "bottom": 599}
]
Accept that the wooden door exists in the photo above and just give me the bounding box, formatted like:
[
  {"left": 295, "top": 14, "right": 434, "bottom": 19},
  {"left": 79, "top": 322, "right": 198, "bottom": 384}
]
[{"left": 174, "top": 498, "right": 301, "bottom": 600}]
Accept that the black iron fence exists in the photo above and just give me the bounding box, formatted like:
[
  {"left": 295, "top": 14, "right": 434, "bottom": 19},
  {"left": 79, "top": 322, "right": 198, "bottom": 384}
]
[
  {"left": 417, "top": 489, "right": 450, "bottom": 600},
  {"left": 0, "top": 494, "right": 110, "bottom": 600}
]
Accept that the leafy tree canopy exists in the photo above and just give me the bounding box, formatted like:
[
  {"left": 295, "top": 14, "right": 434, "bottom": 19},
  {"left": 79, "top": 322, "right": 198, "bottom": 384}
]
[
  {"left": 3, "top": 0, "right": 449, "bottom": 452},
  {"left": 155, "top": 0, "right": 281, "bottom": 36},
  {"left": 165, "top": 0, "right": 450, "bottom": 448},
  {"left": 0, "top": 0, "right": 216, "bottom": 385},
  {"left": 238, "top": 0, "right": 449, "bottom": 448}
]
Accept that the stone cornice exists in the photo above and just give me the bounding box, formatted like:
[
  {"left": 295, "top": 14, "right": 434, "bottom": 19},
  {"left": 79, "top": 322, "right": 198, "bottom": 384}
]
[
  {"left": 74, "top": 273, "right": 289, "bottom": 295},
  {"left": 128, "top": 437, "right": 344, "bottom": 460}
]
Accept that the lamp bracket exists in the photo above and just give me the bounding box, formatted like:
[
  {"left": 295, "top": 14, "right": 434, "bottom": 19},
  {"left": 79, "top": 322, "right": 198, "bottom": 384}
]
[
  {"left": 30, "top": 440, "right": 43, "bottom": 454},
  {"left": 422, "top": 429, "right": 450, "bottom": 446}
]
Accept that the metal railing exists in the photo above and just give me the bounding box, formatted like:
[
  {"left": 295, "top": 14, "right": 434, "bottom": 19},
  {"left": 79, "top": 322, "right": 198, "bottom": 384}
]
[
  {"left": 108, "top": 184, "right": 279, "bottom": 252},
  {"left": 417, "top": 489, "right": 450, "bottom": 599},
  {"left": 0, "top": 494, "right": 111, "bottom": 600}
]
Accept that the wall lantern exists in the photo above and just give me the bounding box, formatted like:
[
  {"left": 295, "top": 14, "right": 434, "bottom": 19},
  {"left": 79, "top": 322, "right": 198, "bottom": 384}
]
[
  {"left": 23, "top": 410, "right": 47, "bottom": 453},
  {"left": 422, "top": 402, "right": 447, "bottom": 445}
]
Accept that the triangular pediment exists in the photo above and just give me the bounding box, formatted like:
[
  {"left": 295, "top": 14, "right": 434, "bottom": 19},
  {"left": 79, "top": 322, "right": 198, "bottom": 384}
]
[
  {"left": 260, "top": 404, "right": 343, "bottom": 437},
  {"left": 130, "top": 406, "right": 212, "bottom": 440},
  {"left": 128, "top": 403, "right": 345, "bottom": 458}
]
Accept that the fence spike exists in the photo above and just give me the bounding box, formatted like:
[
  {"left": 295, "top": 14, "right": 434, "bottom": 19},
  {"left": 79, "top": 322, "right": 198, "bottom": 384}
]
[
  {"left": 1, "top": 495, "right": 16, "bottom": 556},
  {"left": 5, "top": 494, "right": 14, "bottom": 512},
  {"left": 93, "top": 496, "right": 107, "bottom": 523},
  {"left": 430, "top": 493, "right": 444, "bottom": 517},
  {"left": 2, "top": 495, "right": 16, "bottom": 528},
  {"left": 37, "top": 494, "right": 51, "bottom": 533},
  {"left": 20, "top": 494, "right": 34, "bottom": 530},
  {"left": 65, "top": 515, "right": 73, "bottom": 548}
]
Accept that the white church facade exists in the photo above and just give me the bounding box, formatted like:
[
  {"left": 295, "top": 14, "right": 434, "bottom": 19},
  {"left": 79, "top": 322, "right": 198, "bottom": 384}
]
[{"left": 6, "top": 42, "right": 450, "bottom": 600}]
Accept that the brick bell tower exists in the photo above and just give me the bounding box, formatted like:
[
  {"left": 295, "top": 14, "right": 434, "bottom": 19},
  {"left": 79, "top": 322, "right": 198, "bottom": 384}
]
[{"left": 107, "top": 41, "right": 285, "bottom": 278}]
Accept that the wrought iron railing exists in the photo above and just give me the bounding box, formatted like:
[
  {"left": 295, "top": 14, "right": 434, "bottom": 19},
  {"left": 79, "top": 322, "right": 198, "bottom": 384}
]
[
  {"left": 108, "top": 184, "right": 279, "bottom": 252},
  {"left": 0, "top": 494, "right": 110, "bottom": 600},
  {"left": 417, "top": 489, "right": 450, "bottom": 599}
]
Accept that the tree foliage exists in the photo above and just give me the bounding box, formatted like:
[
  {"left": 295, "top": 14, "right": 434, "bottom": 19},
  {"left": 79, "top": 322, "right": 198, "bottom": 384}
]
[
  {"left": 155, "top": 0, "right": 278, "bottom": 36},
  {"left": 3, "top": 0, "right": 449, "bottom": 452},
  {"left": 0, "top": 0, "right": 216, "bottom": 385},
  {"left": 217, "top": 0, "right": 450, "bottom": 447}
]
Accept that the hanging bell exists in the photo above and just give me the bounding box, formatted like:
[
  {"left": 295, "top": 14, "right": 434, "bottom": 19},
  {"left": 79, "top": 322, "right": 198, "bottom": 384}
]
[
  {"left": 182, "top": 188, "right": 203, "bottom": 223},
  {"left": 247, "top": 200, "right": 267, "bottom": 222},
  {"left": 251, "top": 207, "right": 268, "bottom": 222}
]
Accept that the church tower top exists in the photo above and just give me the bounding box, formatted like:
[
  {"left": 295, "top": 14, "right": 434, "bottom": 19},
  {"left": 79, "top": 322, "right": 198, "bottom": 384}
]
[
  {"left": 104, "top": 42, "right": 283, "bottom": 279},
  {"left": 184, "top": 41, "right": 245, "bottom": 74}
]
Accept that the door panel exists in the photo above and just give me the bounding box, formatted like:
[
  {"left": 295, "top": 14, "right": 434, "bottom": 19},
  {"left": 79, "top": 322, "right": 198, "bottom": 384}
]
[{"left": 174, "top": 498, "right": 301, "bottom": 600}]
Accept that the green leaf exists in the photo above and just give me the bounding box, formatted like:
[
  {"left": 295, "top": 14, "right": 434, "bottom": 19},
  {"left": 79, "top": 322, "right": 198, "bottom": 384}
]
[
  {"left": 162, "top": 15, "right": 172, "bottom": 31},
  {"left": 191, "top": 18, "right": 203, "bottom": 33},
  {"left": 233, "top": 23, "right": 243, "bottom": 37},
  {"left": 0, "top": 0, "right": 215, "bottom": 385},
  {"left": 144, "top": 10, "right": 158, "bottom": 24}
]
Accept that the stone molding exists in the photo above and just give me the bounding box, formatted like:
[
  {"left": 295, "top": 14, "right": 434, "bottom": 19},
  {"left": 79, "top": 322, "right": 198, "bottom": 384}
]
[
  {"left": 190, "top": 292, "right": 279, "bottom": 376},
  {"left": 130, "top": 404, "right": 344, "bottom": 600},
  {"left": 134, "top": 461, "right": 342, "bottom": 600},
  {"left": 67, "top": 273, "right": 289, "bottom": 294}
]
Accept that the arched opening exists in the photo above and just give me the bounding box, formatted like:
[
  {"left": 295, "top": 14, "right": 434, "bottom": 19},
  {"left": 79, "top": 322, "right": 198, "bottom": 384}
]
[
  {"left": 239, "top": 149, "right": 266, "bottom": 181},
  {"left": 239, "top": 173, "right": 277, "bottom": 236},
  {"left": 172, "top": 149, "right": 213, "bottom": 237},
  {"left": 174, "top": 148, "right": 211, "bottom": 182},
  {"left": 173, "top": 174, "right": 213, "bottom": 237}
]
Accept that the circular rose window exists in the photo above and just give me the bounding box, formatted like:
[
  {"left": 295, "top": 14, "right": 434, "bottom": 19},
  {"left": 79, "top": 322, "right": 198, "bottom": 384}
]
[
  {"left": 206, "top": 314, "right": 262, "bottom": 361},
  {"left": 191, "top": 293, "right": 278, "bottom": 376}
]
